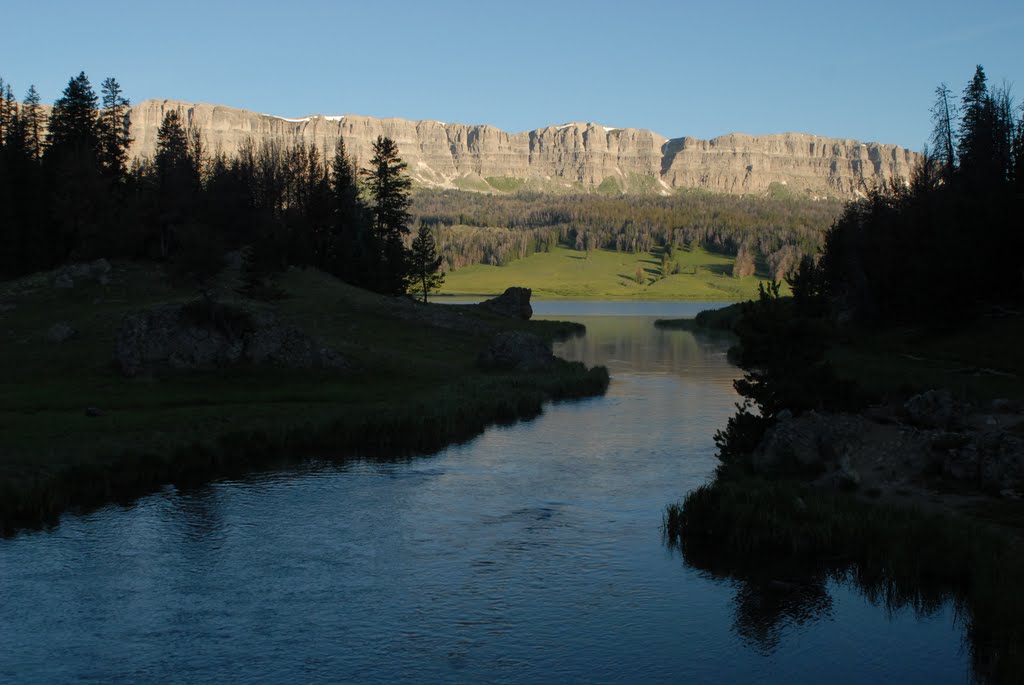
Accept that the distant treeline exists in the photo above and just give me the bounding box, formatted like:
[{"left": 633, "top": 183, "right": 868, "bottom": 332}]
[{"left": 412, "top": 189, "right": 844, "bottom": 279}]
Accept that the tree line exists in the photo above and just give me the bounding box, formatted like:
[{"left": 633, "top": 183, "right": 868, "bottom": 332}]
[
  {"left": 795, "top": 65, "right": 1024, "bottom": 323},
  {"left": 0, "top": 71, "right": 444, "bottom": 300},
  {"left": 412, "top": 188, "right": 843, "bottom": 280}
]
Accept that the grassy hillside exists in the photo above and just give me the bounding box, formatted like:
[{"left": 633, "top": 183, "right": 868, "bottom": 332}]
[
  {"left": 0, "top": 262, "right": 607, "bottom": 530},
  {"left": 440, "top": 245, "right": 781, "bottom": 300}
]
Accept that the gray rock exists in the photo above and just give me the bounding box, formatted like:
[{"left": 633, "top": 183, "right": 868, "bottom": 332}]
[
  {"left": 992, "top": 398, "right": 1023, "bottom": 414},
  {"left": 84, "top": 407, "right": 105, "bottom": 417},
  {"left": 904, "top": 389, "right": 965, "bottom": 430},
  {"left": 751, "top": 412, "right": 867, "bottom": 475},
  {"left": 115, "top": 302, "right": 349, "bottom": 377},
  {"left": 54, "top": 273, "right": 74, "bottom": 289},
  {"left": 66, "top": 263, "right": 93, "bottom": 279},
  {"left": 244, "top": 312, "right": 349, "bottom": 370},
  {"left": 223, "top": 250, "right": 244, "bottom": 270},
  {"left": 479, "top": 287, "right": 533, "bottom": 320},
  {"left": 477, "top": 330, "right": 554, "bottom": 371},
  {"left": 46, "top": 322, "right": 78, "bottom": 343},
  {"left": 90, "top": 258, "right": 111, "bottom": 276}
]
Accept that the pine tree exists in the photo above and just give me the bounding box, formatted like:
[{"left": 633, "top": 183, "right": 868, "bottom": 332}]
[
  {"left": 98, "top": 77, "right": 131, "bottom": 182},
  {"left": 0, "top": 80, "right": 16, "bottom": 147},
  {"left": 45, "top": 73, "right": 106, "bottom": 263},
  {"left": 930, "top": 84, "right": 957, "bottom": 183},
  {"left": 362, "top": 135, "right": 412, "bottom": 294},
  {"left": 155, "top": 109, "right": 199, "bottom": 258},
  {"left": 46, "top": 72, "right": 99, "bottom": 155},
  {"left": 407, "top": 223, "right": 444, "bottom": 302},
  {"left": 22, "top": 85, "right": 44, "bottom": 161},
  {"left": 329, "top": 136, "right": 369, "bottom": 280}
]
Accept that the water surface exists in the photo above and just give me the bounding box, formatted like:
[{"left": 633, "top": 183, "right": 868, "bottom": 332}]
[{"left": 0, "top": 307, "right": 975, "bottom": 684}]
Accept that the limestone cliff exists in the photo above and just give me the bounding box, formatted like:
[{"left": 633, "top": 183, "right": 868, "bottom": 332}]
[{"left": 126, "top": 99, "right": 918, "bottom": 198}]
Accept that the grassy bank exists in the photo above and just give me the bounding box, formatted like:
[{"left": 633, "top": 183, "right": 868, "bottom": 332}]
[
  {"left": 668, "top": 476, "right": 1023, "bottom": 683},
  {"left": 0, "top": 263, "right": 608, "bottom": 532},
  {"left": 440, "top": 245, "right": 777, "bottom": 300}
]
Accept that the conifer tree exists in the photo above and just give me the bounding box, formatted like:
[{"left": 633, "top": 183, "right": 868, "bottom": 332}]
[
  {"left": 22, "top": 85, "right": 44, "bottom": 161},
  {"left": 46, "top": 72, "right": 99, "bottom": 155},
  {"left": 407, "top": 223, "right": 445, "bottom": 302},
  {"left": 930, "top": 84, "right": 957, "bottom": 183},
  {"left": 362, "top": 135, "right": 412, "bottom": 295},
  {"left": 328, "top": 136, "right": 369, "bottom": 279},
  {"left": 155, "top": 109, "right": 198, "bottom": 258},
  {"left": 98, "top": 77, "right": 131, "bottom": 181}
]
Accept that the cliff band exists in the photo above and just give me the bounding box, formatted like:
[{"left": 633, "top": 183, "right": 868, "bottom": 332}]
[{"left": 127, "top": 99, "right": 918, "bottom": 198}]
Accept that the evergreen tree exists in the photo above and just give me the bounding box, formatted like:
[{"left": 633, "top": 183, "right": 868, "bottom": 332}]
[
  {"left": 930, "top": 84, "right": 957, "bottom": 183},
  {"left": 407, "top": 223, "right": 445, "bottom": 302},
  {"left": 22, "top": 85, "right": 44, "bottom": 161},
  {"left": 98, "top": 77, "right": 131, "bottom": 182},
  {"left": 362, "top": 135, "right": 412, "bottom": 294},
  {"left": 45, "top": 72, "right": 107, "bottom": 263},
  {"left": 46, "top": 72, "right": 99, "bottom": 155},
  {"left": 154, "top": 109, "right": 199, "bottom": 258},
  {"left": 0, "top": 82, "right": 16, "bottom": 147},
  {"left": 328, "top": 136, "right": 369, "bottom": 280}
]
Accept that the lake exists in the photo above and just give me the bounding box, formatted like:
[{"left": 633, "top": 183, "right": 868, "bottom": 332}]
[{"left": 0, "top": 303, "right": 976, "bottom": 684}]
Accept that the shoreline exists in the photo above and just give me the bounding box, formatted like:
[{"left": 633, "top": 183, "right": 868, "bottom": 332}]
[
  {"left": 0, "top": 262, "right": 611, "bottom": 536},
  {"left": 2, "top": 359, "right": 609, "bottom": 536}
]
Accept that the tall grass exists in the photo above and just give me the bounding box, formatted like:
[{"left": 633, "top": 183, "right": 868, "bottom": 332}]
[{"left": 2, "top": 361, "right": 609, "bottom": 534}]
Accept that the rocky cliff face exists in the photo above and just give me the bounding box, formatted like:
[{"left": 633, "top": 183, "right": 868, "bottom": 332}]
[{"left": 127, "top": 99, "right": 918, "bottom": 198}]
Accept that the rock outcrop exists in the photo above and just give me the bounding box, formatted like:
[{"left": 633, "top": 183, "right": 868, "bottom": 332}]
[
  {"left": 479, "top": 287, "right": 533, "bottom": 320},
  {"left": 115, "top": 302, "right": 349, "bottom": 376},
  {"left": 750, "top": 398, "right": 1024, "bottom": 495},
  {"left": 124, "top": 99, "right": 918, "bottom": 198},
  {"left": 477, "top": 331, "right": 554, "bottom": 372}
]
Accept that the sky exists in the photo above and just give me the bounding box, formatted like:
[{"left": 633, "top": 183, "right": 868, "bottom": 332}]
[{"left": 1, "top": 0, "right": 1022, "bottom": 150}]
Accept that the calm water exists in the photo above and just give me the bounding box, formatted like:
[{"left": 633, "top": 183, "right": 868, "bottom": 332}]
[{"left": 0, "top": 304, "right": 975, "bottom": 684}]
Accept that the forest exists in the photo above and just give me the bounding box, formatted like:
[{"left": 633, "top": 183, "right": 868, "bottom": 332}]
[
  {"left": 413, "top": 188, "right": 843, "bottom": 280},
  {"left": 0, "top": 72, "right": 438, "bottom": 298},
  {"left": 801, "top": 65, "right": 1024, "bottom": 323}
]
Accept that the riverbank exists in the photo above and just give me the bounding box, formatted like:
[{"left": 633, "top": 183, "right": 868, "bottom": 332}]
[
  {"left": 666, "top": 298, "right": 1024, "bottom": 683},
  {"left": 0, "top": 262, "right": 608, "bottom": 533}
]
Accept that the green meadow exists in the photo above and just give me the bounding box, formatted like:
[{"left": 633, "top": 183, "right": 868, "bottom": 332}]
[{"left": 440, "top": 245, "right": 779, "bottom": 300}]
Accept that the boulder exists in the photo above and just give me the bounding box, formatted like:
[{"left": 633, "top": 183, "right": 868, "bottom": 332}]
[
  {"left": 54, "top": 273, "right": 74, "bottom": 289},
  {"left": 46, "top": 322, "right": 78, "bottom": 343},
  {"left": 477, "top": 330, "right": 554, "bottom": 371},
  {"left": 904, "top": 389, "right": 965, "bottom": 430},
  {"left": 115, "top": 302, "right": 349, "bottom": 377},
  {"left": 480, "top": 287, "right": 533, "bottom": 320},
  {"left": 751, "top": 411, "right": 867, "bottom": 475}
]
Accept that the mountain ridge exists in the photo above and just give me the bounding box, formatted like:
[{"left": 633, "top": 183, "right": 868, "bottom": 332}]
[{"left": 126, "top": 99, "right": 919, "bottom": 198}]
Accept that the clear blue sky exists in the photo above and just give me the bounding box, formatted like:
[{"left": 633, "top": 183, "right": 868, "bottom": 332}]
[{"left": 2, "top": 0, "right": 1021, "bottom": 150}]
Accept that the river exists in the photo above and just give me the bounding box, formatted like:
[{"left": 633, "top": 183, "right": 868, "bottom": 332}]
[{"left": 0, "top": 303, "right": 976, "bottom": 684}]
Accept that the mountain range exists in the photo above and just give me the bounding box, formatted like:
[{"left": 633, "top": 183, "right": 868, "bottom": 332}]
[{"left": 126, "top": 99, "right": 919, "bottom": 198}]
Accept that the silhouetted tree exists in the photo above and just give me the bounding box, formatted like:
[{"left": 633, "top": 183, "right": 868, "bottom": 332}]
[
  {"left": 326, "top": 136, "right": 369, "bottom": 279},
  {"left": 930, "top": 83, "right": 957, "bottom": 183},
  {"left": 362, "top": 135, "right": 412, "bottom": 294},
  {"left": 98, "top": 77, "right": 131, "bottom": 182},
  {"left": 155, "top": 109, "right": 199, "bottom": 258},
  {"left": 46, "top": 72, "right": 99, "bottom": 155},
  {"left": 22, "top": 85, "right": 43, "bottom": 161},
  {"left": 407, "top": 223, "right": 444, "bottom": 302}
]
